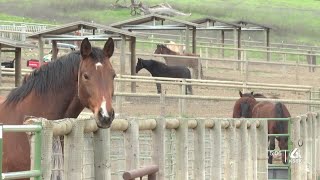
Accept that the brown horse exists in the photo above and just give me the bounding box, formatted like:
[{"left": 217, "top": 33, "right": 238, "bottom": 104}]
[
  {"left": 233, "top": 91, "right": 290, "bottom": 164},
  {"left": 154, "top": 44, "right": 203, "bottom": 79},
  {"left": 0, "top": 37, "right": 116, "bottom": 176}
]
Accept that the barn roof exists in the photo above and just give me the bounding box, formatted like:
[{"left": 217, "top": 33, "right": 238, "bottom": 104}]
[
  {"left": 0, "top": 37, "right": 36, "bottom": 49},
  {"left": 110, "top": 14, "right": 201, "bottom": 29},
  {"left": 27, "top": 21, "right": 143, "bottom": 39},
  {"left": 191, "top": 17, "right": 241, "bottom": 28},
  {"left": 234, "top": 20, "right": 271, "bottom": 30}
]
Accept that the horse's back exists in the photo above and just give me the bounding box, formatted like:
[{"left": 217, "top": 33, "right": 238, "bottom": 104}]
[
  {"left": 252, "top": 101, "right": 290, "bottom": 118},
  {"left": 252, "top": 101, "right": 277, "bottom": 118}
]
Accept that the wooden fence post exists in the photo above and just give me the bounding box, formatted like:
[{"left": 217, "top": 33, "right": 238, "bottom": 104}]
[
  {"left": 291, "top": 117, "right": 301, "bottom": 180},
  {"left": 238, "top": 120, "right": 248, "bottom": 179},
  {"left": 36, "top": 118, "right": 54, "bottom": 180},
  {"left": 211, "top": 119, "right": 222, "bottom": 180},
  {"left": 64, "top": 118, "right": 85, "bottom": 180},
  {"left": 229, "top": 119, "right": 237, "bottom": 180},
  {"left": 194, "top": 118, "right": 205, "bottom": 180},
  {"left": 179, "top": 80, "right": 186, "bottom": 117},
  {"left": 125, "top": 118, "right": 139, "bottom": 170},
  {"left": 94, "top": 128, "right": 111, "bottom": 180},
  {"left": 175, "top": 118, "right": 188, "bottom": 180},
  {"left": 300, "top": 115, "right": 307, "bottom": 179},
  {"left": 152, "top": 117, "right": 165, "bottom": 179},
  {"left": 256, "top": 120, "right": 268, "bottom": 180}
]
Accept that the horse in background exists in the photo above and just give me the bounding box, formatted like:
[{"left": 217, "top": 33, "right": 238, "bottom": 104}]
[
  {"left": 154, "top": 44, "right": 203, "bottom": 79},
  {"left": 0, "top": 37, "right": 116, "bottom": 177},
  {"left": 233, "top": 90, "right": 290, "bottom": 164},
  {"left": 164, "top": 40, "right": 186, "bottom": 54},
  {"left": 136, "top": 58, "right": 193, "bottom": 94}
]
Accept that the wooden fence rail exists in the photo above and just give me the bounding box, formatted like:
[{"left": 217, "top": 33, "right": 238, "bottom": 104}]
[{"left": 122, "top": 165, "right": 159, "bottom": 180}]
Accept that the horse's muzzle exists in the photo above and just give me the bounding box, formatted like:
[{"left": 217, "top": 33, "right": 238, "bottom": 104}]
[{"left": 96, "top": 108, "right": 115, "bottom": 128}]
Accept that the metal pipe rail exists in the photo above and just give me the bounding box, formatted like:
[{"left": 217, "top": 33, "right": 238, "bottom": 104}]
[
  {"left": 138, "top": 39, "right": 320, "bottom": 56},
  {"left": 138, "top": 31, "right": 320, "bottom": 51},
  {"left": 0, "top": 124, "right": 42, "bottom": 180},
  {"left": 116, "top": 76, "right": 312, "bottom": 92},
  {"left": 119, "top": 74, "right": 313, "bottom": 89},
  {"left": 115, "top": 92, "right": 320, "bottom": 105}
]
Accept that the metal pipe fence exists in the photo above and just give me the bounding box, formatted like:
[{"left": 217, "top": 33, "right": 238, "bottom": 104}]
[{"left": 0, "top": 123, "right": 42, "bottom": 180}]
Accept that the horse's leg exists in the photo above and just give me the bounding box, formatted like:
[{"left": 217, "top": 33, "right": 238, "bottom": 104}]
[
  {"left": 187, "top": 84, "right": 193, "bottom": 95},
  {"left": 269, "top": 136, "right": 276, "bottom": 164},
  {"left": 156, "top": 83, "right": 161, "bottom": 94},
  {"left": 194, "top": 67, "right": 199, "bottom": 79}
]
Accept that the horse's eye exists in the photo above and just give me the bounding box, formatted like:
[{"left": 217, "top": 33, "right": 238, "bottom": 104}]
[{"left": 83, "top": 73, "right": 89, "bottom": 80}]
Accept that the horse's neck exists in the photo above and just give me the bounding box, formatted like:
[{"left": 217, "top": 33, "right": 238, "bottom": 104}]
[
  {"left": 144, "top": 65, "right": 156, "bottom": 76},
  {"left": 1, "top": 85, "right": 82, "bottom": 123}
]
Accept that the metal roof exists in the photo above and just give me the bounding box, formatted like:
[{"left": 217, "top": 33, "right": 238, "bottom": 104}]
[
  {"left": 234, "top": 20, "right": 271, "bottom": 30},
  {"left": 191, "top": 17, "right": 241, "bottom": 28},
  {"left": 0, "top": 37, "right": 37, "bottom": 49},
  {"left": 110, "top": 14, "right": 201, "bottom": 28},
  {"left": 27, "top": 21, "right": 143, "bottom": 39}
]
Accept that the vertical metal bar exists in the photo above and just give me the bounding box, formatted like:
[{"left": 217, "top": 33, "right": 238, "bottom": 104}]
[
  {"left": 38, "top": 35, "right": 44, "bottom": 65},
  {"left": 0, "top": 124, "right": 3, "bottom": 180},
  {"left": 14, "top": 48, "right": 21, "bottom": 87},
  {"left": 185, "top": 27, "right": 190, "bottom": 53},
  {"left": 130, "top": 37, "right": 136, "bottom": 93},
  {"left": 288, "top": 118, "right": 292, "bottom": 180},
  {"left": 192, "top": 27, "right": 196, "bottom": 54},
  {"left": 34, "top": 122, "right": 42, "bottom": 180},
  {"left": 265, "top": 29, "right": 270, "bottom": 61}
]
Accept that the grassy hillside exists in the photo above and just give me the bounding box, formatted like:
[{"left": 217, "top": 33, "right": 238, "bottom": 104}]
[{"left": 0, "top": 0, "right": 319, "bottom": 45}]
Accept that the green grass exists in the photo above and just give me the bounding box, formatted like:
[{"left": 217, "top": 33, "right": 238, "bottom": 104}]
[
  {"left": 0, "top": 13, "right": 52, "bottom": 24},
  {"left": 0, "top": 0, "right": 319, "bottom": 46}
]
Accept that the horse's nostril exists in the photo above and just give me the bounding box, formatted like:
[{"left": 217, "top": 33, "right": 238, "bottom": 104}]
[{"left": 111, "top": 109, "right": 115, "bottom": 119}]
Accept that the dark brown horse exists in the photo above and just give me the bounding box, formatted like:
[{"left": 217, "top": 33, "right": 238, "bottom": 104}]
[
  {"left": 154, "top": 44, "right": 203, "bottom": 79},
  {"left": 233, "top": 91, "right": 290, "bottom": 164},
  {"left": 0, "top": 37, "right": 116, "bottom": 176}
]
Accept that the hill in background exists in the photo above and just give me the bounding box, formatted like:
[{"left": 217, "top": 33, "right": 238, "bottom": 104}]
[{"left": 0, "top": 0, "right": 319, "bottom": 45}]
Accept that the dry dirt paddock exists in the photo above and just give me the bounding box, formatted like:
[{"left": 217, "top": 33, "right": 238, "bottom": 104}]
[{"left": 1, "top": 47, "right": 319, "bottom": 118}]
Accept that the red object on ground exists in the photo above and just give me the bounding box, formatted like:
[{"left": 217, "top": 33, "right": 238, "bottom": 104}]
[{"left": 27, "top": 59, "right": 48, "bottom": 69}]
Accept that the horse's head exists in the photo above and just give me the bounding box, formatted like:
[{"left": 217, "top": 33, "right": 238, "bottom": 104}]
[
  {"left": 233, "top": 91, "right": 257, "bottom": 118},
  {"left": 78, "top": 37, "right": 116, "bottom": 128},
  {"left": 136, "top": 58, "right": 144, "bottom": 73},
  {"left": 154, "top": 44, "right": 169, "bottom": 54}
]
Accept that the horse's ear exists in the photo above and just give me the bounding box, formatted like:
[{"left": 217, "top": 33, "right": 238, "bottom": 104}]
[
  {"left": 80, "top": 38, "right": 92, "bottom": 57},
  {"left": 239, "top": 90, "right": 243, "bottom": 97},
  {"left": 103, "top": 37, "right": 114, "bottom": 58},
  {"left": 251, "top": 91, "right": 254, "bottom": 95}
]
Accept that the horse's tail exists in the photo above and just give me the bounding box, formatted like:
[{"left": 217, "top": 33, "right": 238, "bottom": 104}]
[
  {"left": 275, "top": 102, "right": 290, "bottom": 133},
  {"left": 186, "top": 68, "right": 192, "bottom": 79},
  {"left": 275, "top": 102, "right": 284, "bottom": 118}
]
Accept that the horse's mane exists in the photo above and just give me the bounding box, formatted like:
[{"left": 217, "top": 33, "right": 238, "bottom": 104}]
[
  {"left": 158, "top": 44, "right": 179, "bottom": 55},
  {"left": 242, "top": 92, "right": 267, "bottom": 98},
  {"left": 5, "top": 48, "right": 104, "bottom": 105}
]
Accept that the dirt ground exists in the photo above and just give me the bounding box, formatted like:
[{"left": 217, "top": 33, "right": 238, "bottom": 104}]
[{"left": 1, "top": 46, "right": 319, "bottom": 118}]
